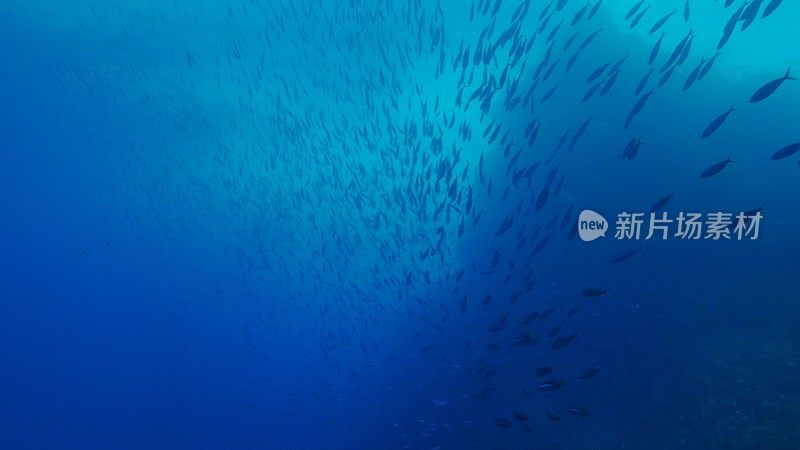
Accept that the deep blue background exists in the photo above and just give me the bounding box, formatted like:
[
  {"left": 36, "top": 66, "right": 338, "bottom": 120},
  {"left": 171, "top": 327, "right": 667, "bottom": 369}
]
[{"left": 1, "top": 1, "right": 798, "bottom": 448}]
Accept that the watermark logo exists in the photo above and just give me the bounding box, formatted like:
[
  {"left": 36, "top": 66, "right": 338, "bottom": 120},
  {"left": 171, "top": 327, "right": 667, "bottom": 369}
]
[
  {"left": 578, "top": 210, "right": 763, "bottom": 241},
  {"left": 578, "top": 210, "right": 608, "bottom": 242}
]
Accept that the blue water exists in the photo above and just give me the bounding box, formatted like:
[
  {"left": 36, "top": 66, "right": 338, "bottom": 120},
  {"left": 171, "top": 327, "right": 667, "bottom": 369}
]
[{"left": 1, "top": 1, "right": 799, "bottom": 448}]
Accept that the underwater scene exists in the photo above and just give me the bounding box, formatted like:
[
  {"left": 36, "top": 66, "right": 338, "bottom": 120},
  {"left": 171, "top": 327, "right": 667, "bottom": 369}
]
[{"left": 1, "top": 0, "right": 799, "bottom": 448}]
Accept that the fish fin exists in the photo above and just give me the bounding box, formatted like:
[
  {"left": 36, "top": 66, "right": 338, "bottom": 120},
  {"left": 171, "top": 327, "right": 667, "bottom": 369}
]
[{"left": 786, "top": 67, "right": 796, "bottom": 80}]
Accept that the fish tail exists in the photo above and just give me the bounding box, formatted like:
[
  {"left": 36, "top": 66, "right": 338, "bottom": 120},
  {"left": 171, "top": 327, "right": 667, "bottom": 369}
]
[{"left": 786, "top": 66, "right": 796, "bottom": 80}]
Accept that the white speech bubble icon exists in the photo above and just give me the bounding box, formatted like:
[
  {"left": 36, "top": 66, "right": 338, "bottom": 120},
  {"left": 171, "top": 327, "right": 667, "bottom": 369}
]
[{"left": 578, "top": 210, "right": 608, "bottom": 242}]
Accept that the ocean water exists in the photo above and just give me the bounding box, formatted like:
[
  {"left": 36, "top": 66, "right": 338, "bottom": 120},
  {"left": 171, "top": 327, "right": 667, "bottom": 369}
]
[{"left": 1, "top": 0, "right": 798, "bottom": 449}]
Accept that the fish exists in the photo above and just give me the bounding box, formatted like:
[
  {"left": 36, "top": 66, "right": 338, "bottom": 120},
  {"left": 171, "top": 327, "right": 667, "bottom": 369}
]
[
  {"left": 658, "top": 64, "right": 676, "bottom": 87},
  {"left": 571, "top": 3, "right": 589, "bottom": 25},
  {"left": 683, "top": 0, "right": 690, "bottom": 21},
  {"left": 586, "top": 63, "right": 610, "bottom": 83},
  {"left": 493, "top": 418, "right": 513, "bottom": 428},
  {"left": 579, "top": 29, "right": 602, "bottom": 50},
  {"left": 625, "top": 91, "right": 653, "bottom": 130},
  {"left": 567, "top": 407, "right": 591, "bottom": 417},
  {"left": 494, "top": 215, "right": 515, "bottom": 236},
  {"left": 662, "top": 31, "right": 693, "bottom": 72},
  {"left": 541, "top": 85, "right": 559, "bottom": 102},
  {"left": 552, "top": 333, "right": 578, "bottom": 349},
  {"left": 678, "top": 34, "right": 694, "bottom": 65},
  {"left": 581, "top": 288, "right": 608, "bottom": 297},
  {"left": 719, "top": 3, "right": 746, "bottom": 49},
  {"left": 648, "top": 10, "right": 675, "bottom": 35},
  {"left": 563, "top": 32, "right": 580, "bottom": 51},
  {"left": 547, "top": 413, "right": 561, "bottom": 421},
  {"left": 770, "top": 142, "right": 800, "bottom": 160},
  {"left": 514, "top": 410, "right": 529, "bottom": 422},
  {"left": 599, "top": 71, "right": 619, "bottom": 96},
  {"left": 697, "top": 52, "right": 720, "bottom": 80},
  {"left": 487, "top": 315, "right": 508, "bottom": 332},
  {"left": 511, "top": 330, "right": 536, "bottom": 346},
  {"left": 547, "top": 324, "right": 562, "bottom": 338},
  {"left": 568, "top": 119, "right": 591, "bottom": 152},
  {"left": 567, "top": 307, "right": 582, "bottom": 316},
  {"left": 535, "top": 366, "right": 554, "bottom": 377},
  {"left": 635, "top": 70, "right": 652, "bottom": 95},
  {"left": 520, "top": 312, "right": 539, "bottom": 324},
  {"left": 560, "top": 207, "right": 574, "bottom": 229},
  {"left": 700, "top": 157, "right": 733, "bottom": 179},
  {"left": 701, "top": 106, "right": 735, "bottom": 139},
  {"left": 546, "top": 23, "right": 563, "bottom": 44},
  {"left": 491, "top": 0, "right": 504, "bottom": 17},
  {"left": 531, "top": 232, "right": 554, "bottom": 254},
  {"left": 750, "top": 67, "right": 795, "bottom": 103},
  {"left": 649, "top": 32, "right": 665, "bottom": 65},
  {"left": 609, "top": 246, "right": 642, "bottom": 264},
  {"left": 579, "top": 368, "right": 601, "bottom": 379},
  {"left": 683, "top": 57, "right": 706, "bottom": 91},
  {"left": 539, "top": 0, "right": 553, "bottom": 20},
  {"left": 610, "top": 54, "right": 628, "bottom": 73},
  {"left": 629, "top": 6, "right": 650, "bottom": 29},
  {"left": 762, "top": 0, "right": 784, "bottom": 18},
  {"left": 740, "top": 0, "right": 765, "bottom": 31},
  {"left": 535, "top": 188, "right": 550, "bottom": 211},
  {"left": 588, "top": 0, "right": 603, "bottom": 20},
  {"left": 582, "top": 82, "right": 602, "bottom": 103},
  {"left": 537, "top": 379, "right": 565, "bottom": 391},
  {"left": 568, "top": 222, "right": 580, "bottom": 241},
  {"left": 625, "top": 0, "right": 647, "bottom": 20}
]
